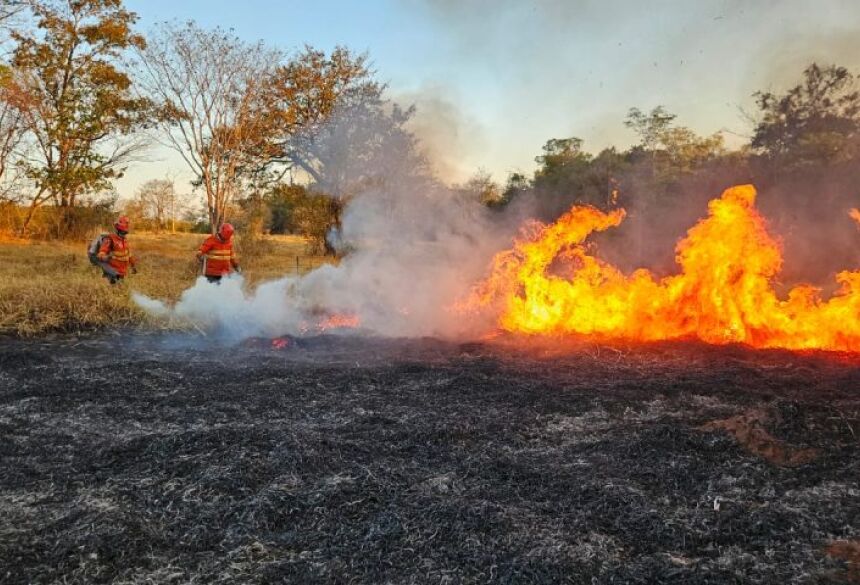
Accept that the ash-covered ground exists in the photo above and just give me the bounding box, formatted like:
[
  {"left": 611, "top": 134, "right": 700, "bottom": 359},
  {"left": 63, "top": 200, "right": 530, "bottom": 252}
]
[{"left": 0, "top": 333, "right": 858, "bottom": 584}]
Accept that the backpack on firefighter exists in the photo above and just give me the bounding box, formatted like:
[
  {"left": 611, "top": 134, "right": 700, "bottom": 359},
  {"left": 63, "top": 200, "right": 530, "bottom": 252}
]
[{"left": 87, "top": 233, "right": 111, "bottom": 266}]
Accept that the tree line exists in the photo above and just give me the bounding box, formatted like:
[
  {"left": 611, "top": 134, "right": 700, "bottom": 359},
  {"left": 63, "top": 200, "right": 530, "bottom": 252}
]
[
  {"left": 461, "top": 63, "right": 860, "bottom": 215},
  {"left": 0, "top": 0, "right": 424, "bottom": 245},
  {"left": 1, "top": 1, "right": 859, "bottom": 254},
  {"left": 453, "top": 62, "right": 860, "bottom": 280}
]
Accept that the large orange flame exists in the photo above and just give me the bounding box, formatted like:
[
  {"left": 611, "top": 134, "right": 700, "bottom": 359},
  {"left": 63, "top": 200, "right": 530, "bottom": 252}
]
[{"left": 463, "top": 184, "right": 860, "bottom": 352}]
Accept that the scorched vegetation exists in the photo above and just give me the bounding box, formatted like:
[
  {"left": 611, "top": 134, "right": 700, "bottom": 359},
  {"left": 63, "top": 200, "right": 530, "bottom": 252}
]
[{"left": 0, "top": 335, "right": 857, "bottom": 584}]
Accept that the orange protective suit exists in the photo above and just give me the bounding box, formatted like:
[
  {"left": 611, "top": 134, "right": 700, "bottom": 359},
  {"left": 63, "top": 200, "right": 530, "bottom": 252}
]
[
  {"left": 198, "top": 235, "right": 238, "bottom": 277},
  {"left": 97, "top": 233, "right": 136, "bottom": 277}
]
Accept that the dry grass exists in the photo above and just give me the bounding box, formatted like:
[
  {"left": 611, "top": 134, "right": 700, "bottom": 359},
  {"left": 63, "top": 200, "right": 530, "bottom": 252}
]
[{"left": 0, "top": 232, "right": 333, "bottom": 336}]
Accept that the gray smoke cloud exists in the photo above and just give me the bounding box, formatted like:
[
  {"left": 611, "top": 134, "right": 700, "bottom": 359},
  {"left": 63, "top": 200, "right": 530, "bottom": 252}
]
[
  {"left": 133, "top": 184, "right": 524, "bottom": 340},
  {"left": 133, "top": 98, "right": 531, "bottom": 340},
  {"left": 395, "top": 85, "right": 488, "bottom": 184},
  {"left": 133, "top": 1, "right": 860, "bottom": 338}
]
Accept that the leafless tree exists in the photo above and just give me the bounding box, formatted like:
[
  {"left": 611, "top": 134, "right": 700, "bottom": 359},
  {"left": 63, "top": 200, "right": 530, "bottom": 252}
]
[
  {"left": 0, "top": 1, "right": 26, "bottom": 22},
  {"left": 134, "top": 178, "right": 175, "bottom": 231},
  {"left": 0, "top": 1, "right": 27, "bottom": 44},
  {"left": 0, "top": 3, "right": 32, "bottom": 202},
  {"left": 137, "top": 21, "right": 280, "bottom": 233},
  {"left": 0, "top": 68, "right": 29, "bottom": 202}
]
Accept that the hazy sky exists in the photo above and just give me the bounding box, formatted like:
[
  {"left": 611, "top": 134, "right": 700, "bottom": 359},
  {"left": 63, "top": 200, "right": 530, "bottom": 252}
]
[{"left": 118, "top": 0, "right": 860, "bottom": 197}]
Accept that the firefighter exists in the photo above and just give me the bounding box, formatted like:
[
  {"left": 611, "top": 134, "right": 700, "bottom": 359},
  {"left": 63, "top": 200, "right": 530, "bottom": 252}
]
[
  {"left": 197, "top": 222, "right": 240, "bottom": 283},
  {"left": 96, "top": 216, "right": 137, "bottom": 285}
]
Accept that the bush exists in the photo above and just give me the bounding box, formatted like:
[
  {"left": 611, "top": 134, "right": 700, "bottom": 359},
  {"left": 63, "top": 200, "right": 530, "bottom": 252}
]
[
  {"left": 0, "top": 201, "right": 116, "bottom": 240},
  {"left": 263, "top": 185, "right": 340, "bottom": 254}
]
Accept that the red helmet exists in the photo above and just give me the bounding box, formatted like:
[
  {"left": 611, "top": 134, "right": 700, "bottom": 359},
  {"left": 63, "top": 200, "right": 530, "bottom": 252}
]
[
  {"left": 218, "top": 222, "right": 234, "bottom": 240},
  {"left": 115, "top": 216, "right": 130, "bottom": 233}
]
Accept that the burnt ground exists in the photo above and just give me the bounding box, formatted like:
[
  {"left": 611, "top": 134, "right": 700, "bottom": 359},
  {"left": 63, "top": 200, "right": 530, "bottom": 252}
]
[{"left": 0, "top": 333, "right": 858, "bottom": 584}]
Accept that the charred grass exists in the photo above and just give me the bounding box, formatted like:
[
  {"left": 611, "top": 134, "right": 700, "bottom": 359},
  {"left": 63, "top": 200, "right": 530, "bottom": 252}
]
[
  {"left": 0, "top": 234, "right": 330, "bottom": 336},
  {"left": 0, "top": 336, "right": 857, "bottom": 583}
]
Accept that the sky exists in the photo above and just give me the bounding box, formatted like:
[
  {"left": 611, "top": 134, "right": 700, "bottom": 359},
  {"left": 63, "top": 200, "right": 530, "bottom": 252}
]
[{"left": 117, "top": 0, "right": 860, "bottom": 198}]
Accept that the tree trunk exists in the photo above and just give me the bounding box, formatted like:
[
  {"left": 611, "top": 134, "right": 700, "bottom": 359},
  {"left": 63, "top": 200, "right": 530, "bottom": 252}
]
[
  {"left": 19, "top": 202, "right": 37, "bottom": 237},
  {"left": 19, "top": 187, "right": 48, "bottom": 237}
]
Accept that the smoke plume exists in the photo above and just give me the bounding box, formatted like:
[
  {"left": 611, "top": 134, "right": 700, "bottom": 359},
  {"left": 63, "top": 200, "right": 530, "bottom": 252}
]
[
  {"left": 395, "top": 85, "right": 487, "bottom": 184},
  {"left": 134, "top": 187, "right": 525, "bottom": 340},
  {"left": 133, "top": 100, "right": 529, "bottom": 340}
]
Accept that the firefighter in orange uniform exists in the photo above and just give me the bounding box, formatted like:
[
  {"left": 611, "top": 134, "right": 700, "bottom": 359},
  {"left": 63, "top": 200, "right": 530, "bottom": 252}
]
[
  {"left": 197, "top": 223, "right": 240, "bottom": 283},
  {"left": 97, "top": 216, "right": 137, "bottom": 285}
]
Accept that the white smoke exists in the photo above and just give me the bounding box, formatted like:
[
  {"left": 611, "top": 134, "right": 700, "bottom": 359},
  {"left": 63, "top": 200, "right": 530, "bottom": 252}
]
[
  {"left": 133, "top": 170, "right": 527, "bottom": 341},
  {"left": 133, "top": 92, "right": 541, "bottom": 340},
  {"left": 133, "top": 273, "right": 302, "bottom": 338},
  {"left": 133, "top": 190, "right": 517, "bottom": 340},
  {"left": 131, "top": 291, "right": 171, "bottom": 318}
]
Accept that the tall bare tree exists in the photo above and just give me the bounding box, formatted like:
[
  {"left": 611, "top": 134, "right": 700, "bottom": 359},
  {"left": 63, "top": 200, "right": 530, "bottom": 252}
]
[
  {"left": 138, "top": 22, "right": 280, "bottom": 232},
  {"left": 0, "top": 1, "right": 26, "bottom": 22},
  {"left": 0, "top": 0, "right": 26, "bottom": 44},
  {"left": 134, "top": 178, "right": 175, "bottom": 231}
]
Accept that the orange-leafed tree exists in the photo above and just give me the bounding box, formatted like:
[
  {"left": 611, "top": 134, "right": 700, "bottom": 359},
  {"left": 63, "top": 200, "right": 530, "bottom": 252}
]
[{"left": 10, "top": 0, "right": 151, "bottom": 235}]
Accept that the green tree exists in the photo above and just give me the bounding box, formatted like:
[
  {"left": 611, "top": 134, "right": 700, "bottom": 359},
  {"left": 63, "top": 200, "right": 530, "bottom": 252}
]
[
  {"left": 657, "top": 126, "right": 725, "bottom": 179},
  {"left": 533, "top": 137, "right": 616, "bottom": 208},
  {"left": 264, "top": 184, "right": 303, "bottom": 234},
  {"left": 264, "top": 183, "right": 338, "bottom": 253},
  {"left": 752, "top": 63, "right": 860, "bottom": 168},
  {"left": 458, "top": 168, "right": 501, "bottom": 206},
  {"left": 625, "top": 107, "right": 676, "bottom": 152},
  {"left": 625, "top": 106, "right": 725, "bottom": 182},
  {"left": 535, "top": 137, "right": 590, "bottom": 168},
  {"left": 587, "top": 148, "right": 629, "bottom": 207},
  {"left": 11, "top": 0, "right": 150, "bottom": 235},
  {"left": 496, "top": 171, "right": 529, "bottom": 208}
]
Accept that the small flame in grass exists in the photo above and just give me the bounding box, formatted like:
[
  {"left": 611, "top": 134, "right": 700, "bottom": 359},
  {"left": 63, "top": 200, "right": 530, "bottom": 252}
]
[
  {"left": 298, "top": 313, "right": 361, "bottom": 334},
  {"left": 318, "top": 313, "right": 361, "bottom": 331},
  {"left": 241, "top": 335, "right": 294, "bottom": 350},
  {"left": 461, "top": 184, "right": 860, "bottom": 352},
  {"left": 850, "top": 208, "right": 860, "bottom": 227},
  {"left": 271, "top": 337, "right": 291, "bottom": 350}
]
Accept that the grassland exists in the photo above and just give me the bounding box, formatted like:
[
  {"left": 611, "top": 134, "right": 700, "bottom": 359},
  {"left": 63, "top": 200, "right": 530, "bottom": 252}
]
[{"left": 0, "top": 232, "right": 331, "bottom": 336}]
